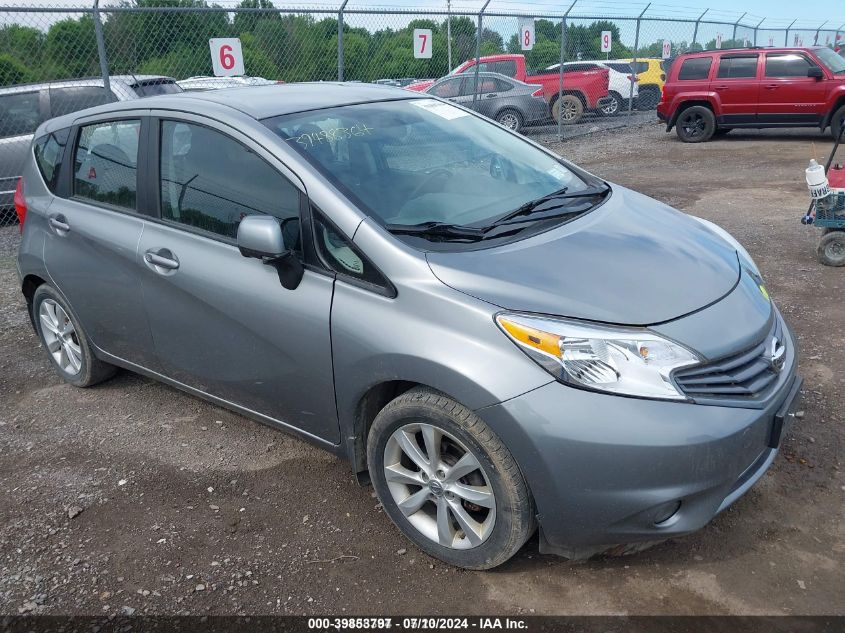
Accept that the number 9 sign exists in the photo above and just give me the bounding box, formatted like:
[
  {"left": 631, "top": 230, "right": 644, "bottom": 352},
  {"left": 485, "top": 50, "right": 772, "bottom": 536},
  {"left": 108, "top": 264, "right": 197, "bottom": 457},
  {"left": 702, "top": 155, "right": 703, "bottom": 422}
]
[
  {"left": 600, "top": 30, "right": 612, "bottom": 54},
  {"left": 520, "top": 20, "right": 535, "bottom": 51},
  {"left": 210, "top": 38, "right": 245, "bottom": 77}
]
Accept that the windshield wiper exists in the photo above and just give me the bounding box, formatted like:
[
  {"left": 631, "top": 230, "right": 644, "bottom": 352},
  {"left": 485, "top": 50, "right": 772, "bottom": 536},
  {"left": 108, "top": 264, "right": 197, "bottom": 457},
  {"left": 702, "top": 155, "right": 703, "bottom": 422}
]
[
  {"left": 385, "top": 221, "right": 486, "bottom": 241},
  {"left": 485, "top": 185, "right": 609, "bottom": 229}
]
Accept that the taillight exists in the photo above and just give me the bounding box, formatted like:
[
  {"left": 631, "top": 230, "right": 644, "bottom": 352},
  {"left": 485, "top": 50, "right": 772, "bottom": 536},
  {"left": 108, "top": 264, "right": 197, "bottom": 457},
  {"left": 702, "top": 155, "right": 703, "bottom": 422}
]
[
  {"left": 660, "top": 73, "right": 666, "bottom": 81},
  {"left": 14, "top": 177, "right": 27, "bottom": 232},
  {"left": 626, "top": 74, "right": 639, "bottom": 82},
  {"left": 531, "top": 86, "right": 543, "bottom": 97}
]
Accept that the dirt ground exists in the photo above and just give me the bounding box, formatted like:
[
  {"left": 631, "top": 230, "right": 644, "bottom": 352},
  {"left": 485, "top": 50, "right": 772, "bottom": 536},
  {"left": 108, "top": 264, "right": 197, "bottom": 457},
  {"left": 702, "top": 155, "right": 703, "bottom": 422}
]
[{"left": 0, "top": 122, "right": 843, "bottom": 617}]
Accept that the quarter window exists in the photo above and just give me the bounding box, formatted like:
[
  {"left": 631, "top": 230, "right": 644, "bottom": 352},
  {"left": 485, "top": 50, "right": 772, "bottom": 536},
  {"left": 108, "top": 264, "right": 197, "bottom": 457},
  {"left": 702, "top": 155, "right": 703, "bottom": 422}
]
[
  {"left": 717, "top": 55, "right": 759, "bottom": 79},
  {"left": 678, "top": 58, "right": 712, "bottom": 80},
  {"left": 50, "top": 86, "right": 113, "bottom": 118},
  {"left": 159, "top": 121, "right": 300, "bottom": 240},
  {"left": 73, "top": 119, "right": 140, "bottom": 210},
  {"left": 765, "top": 54, "right": 814, "bottom": 78},
  {"left": 0, "top": 91, "right": 42, "bottom": 139},
  {"left": 34, "top": 128, "right": 70, "bottom": 193},
  {"left": 313, "top": 213, "right": 389, "bottom": 290}
]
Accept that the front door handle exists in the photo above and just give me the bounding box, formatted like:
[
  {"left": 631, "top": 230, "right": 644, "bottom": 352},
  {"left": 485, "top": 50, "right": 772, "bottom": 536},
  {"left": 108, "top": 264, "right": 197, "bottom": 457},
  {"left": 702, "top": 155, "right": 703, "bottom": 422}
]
[
  {"left": 764, "top": 84, "right": 780, "bottom": 90},
  {"left": 49, "top": 216, "right": 70, "bottom": 233},
  {"left": 144, "top": 249, "right": 180, "bottom": 272},
  {"left": 714, "top": 85, "right": 729, "bottom": 90}
]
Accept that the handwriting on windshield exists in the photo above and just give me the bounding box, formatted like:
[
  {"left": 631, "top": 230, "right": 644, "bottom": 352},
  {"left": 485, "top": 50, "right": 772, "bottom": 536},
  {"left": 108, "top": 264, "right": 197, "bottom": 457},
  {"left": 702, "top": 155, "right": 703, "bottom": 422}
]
[{"left": 288, "top": 123, "right": 374, "bottom": 149}]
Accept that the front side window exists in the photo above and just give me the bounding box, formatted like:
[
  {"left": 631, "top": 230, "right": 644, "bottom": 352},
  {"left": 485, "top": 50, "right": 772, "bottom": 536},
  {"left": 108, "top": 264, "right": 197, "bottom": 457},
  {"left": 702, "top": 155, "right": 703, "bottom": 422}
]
[
  {"left": 74, "top": 119, "right": 140, "bottom": 209},
  {"left": 765, "top": 54, "right": 814, "bottom": 78},
  {"left": 0, "top": 91, "right": 41, "bottom": 139},
  {"left": 159, "top": 121, "right": 300, "bottom": 240},
  {"left": 717, "top": 55, "right": 759, "bottom": 79},
  {"left": 266, "top": 99, "right": 594, "bottom": 241},
  {"left": 678, "top": 58, "right": 712, "bottom": 80},
  {"left": 50, "top": 86, "right": 113, "bottom": 118}
]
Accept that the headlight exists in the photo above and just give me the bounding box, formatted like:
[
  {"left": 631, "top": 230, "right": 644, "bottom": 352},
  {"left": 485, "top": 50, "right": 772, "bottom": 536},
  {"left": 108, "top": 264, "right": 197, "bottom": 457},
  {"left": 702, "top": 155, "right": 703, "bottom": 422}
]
[
  {"left": 496, "top": 314, "right": 701, "bottom": 400},
  {"left": 690, "top": 216, "right": 760, "bottom": 277}
]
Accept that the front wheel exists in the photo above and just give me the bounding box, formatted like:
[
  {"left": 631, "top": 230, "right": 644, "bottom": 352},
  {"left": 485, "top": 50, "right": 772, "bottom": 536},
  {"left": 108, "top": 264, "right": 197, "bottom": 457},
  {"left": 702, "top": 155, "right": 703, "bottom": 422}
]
[
  {"left": 818, "top": 230, "right": 845, "bottom": 266},
  {"left": 552, "top": 94, "right": 584, "bottom": 125},
  {"left": 831, "top": 104, "right": 845, "bottom": 141},
  {"left": 676, "top": 105, "right": 716, "bottom": 143},
  {"left": 367, "top": 388, "right": 535, "bottom": 570}
]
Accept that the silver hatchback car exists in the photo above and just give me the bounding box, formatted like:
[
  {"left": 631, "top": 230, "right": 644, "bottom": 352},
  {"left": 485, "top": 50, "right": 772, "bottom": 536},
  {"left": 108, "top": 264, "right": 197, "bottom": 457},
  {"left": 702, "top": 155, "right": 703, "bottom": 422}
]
[{"left": 16, "top": 84, "right": 802, "bottom": 570}]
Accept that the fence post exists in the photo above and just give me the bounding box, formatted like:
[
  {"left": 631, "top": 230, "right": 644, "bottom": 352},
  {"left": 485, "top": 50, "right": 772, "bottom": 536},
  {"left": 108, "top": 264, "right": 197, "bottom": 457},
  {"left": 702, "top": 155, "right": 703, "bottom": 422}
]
[
  {"left": 447, "top": 0, "right": 452, "bottom": 71},
  {"left": 837, "top": 24, "right": 845, "bottom": 50},
  {"left": 732, "top": 12, "right": 746, "bottom": 42},
  {"left": 814, "top": 21, "right": 828, "bottom": 45},
  {"left": 92, "top": 0, "right": 112, "bottom": 100},
  {"left": 785, "top": 19, "right": 796, "bottom": 47},
  {"left": 628, "top": 3, "right": 649, "bottom": 123},
  {"left": 692, "top": 9, "right": 707, "bottom": 49},
  {"left": 753, "top": 18, "right": 764, "bottom": 46},
  {"left": 337, "top": 0, "right": 349, "bottom": 81},
  {"left": 472, "top": 0, "right": 492, "bottom": 108},
  {"left": 556, "top": 0, "right": 577, "bottom": 142}
]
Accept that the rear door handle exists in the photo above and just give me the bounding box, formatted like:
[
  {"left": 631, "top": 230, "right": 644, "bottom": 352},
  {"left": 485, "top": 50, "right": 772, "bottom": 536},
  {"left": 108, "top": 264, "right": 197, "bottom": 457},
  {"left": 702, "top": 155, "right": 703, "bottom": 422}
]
[
  {"left": 714, "top": 85, "right": 729, "bottom": 90},
  {"left": 484, "top": 93, "right": 498, "bottom": 98},
  {"left": 49, "top": 216, "right": 70, "bottom": 233},
  {"left": 764, "top": 84, "right": 780, "bottom": 90},
  {"left": 144, "top": 249, "right": 180, "bottom": 271}
]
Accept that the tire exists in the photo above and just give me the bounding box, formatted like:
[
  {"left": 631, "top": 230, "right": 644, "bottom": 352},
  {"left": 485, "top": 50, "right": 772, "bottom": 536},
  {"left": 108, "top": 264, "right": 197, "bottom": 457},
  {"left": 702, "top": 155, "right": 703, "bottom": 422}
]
[
  {"left": 552, "top": 94, "right": 584, "bottom": 125},
  {"left": 495, "top": 108, "right": 523, "bottom": 133},
  {"left": 367, "top": 387, "right": 535, "bottom": 570},
  {"left": 817, "top": 230, "right": 845, "bottom": 266},
  {"left": 636, "top": 86, "right": 661, "bottom": 110},
  {"left": 675, "top": 105, "right": 716, "bottom": 143},
  {"left": 32, "top": 285, "right": 116, "bottom": 387},
  {"left": 831, "top": 104, "right": 845, "bottom": 141},
  {"left": 598, "top": 91, "right": 623, "bottom": 117}
]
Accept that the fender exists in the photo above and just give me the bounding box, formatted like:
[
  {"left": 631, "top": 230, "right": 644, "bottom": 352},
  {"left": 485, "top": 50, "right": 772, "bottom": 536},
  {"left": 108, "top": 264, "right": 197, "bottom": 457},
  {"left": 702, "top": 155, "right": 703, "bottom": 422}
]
[
  {"left": 666, "top": 93, "right": 720, "bottom": 131},
  {"left": 819, "top": 87, "right": 845, "bottom": 130}
]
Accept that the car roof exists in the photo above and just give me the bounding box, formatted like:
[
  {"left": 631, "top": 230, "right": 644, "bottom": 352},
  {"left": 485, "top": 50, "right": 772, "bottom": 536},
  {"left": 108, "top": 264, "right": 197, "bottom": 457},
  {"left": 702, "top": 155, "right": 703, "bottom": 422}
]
[
  {"left": 676, "top": 46, "right": 826, "bottom": 57},
  {"left": 0, "top": 75, "right": 174, "bottom": 94}
]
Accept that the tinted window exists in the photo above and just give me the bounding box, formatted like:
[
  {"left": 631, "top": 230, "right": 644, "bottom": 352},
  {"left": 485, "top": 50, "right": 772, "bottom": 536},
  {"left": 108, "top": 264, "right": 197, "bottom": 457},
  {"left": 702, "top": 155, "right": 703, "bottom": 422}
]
[
  {"left": 631, "top": 61, "right": 649, "bottom": 74},
  {"left": 0, "top": 91, "right": 41, "bottom": 139},
  {"left": 565, "top": 63, "right": 598, "bottom": 73},
  {"left": 429, "top": 78, "right": 462, "bottom": 98},
  {"left": 494, "top": 78, "right": 513, "bottom": 92},
  {"left": 50, "top": 86, "right": 113, "bottom": 118},
  {"left": 74, "top": 120, "right": 140, "bottom": 209},
  {"left": 717, "top": 55, "right": 759, "bottom": 79},
  {"left": 606, "top": 62, "right": 634, "bottom": 73},
  {"left": 678, "top": 57, "right": 712, "bottom": 80},
  {"left": 34, "top": 128, "right": 70, "bottom": 193},
  {"left": 494, "top": 61, "right": 517, "bottom": 77},
  {"left": 132, "top": 79, "right": 182, "bottom": 97},
  {"left": 765, "top": 54, "right": 814, "bottom": 77},
  {"left": 160, "top": 121, "right": 299, "bottom": 240},
  {"left": 314, "top": 213, "right": 389, "bottom": 289}
]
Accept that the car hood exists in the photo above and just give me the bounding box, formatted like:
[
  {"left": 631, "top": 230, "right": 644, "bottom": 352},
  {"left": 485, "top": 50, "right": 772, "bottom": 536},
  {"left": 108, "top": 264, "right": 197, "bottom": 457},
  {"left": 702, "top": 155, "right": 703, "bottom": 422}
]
[{"left": 426, "top": 185, "right": 740, "bottom": 325}]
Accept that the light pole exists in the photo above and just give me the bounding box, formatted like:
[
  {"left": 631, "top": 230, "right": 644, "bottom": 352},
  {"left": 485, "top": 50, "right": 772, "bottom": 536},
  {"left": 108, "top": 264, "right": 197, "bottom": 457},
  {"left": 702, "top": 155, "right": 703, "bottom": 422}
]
[{"left": 447, "top": 0, "right": 452, "bottom": 71}]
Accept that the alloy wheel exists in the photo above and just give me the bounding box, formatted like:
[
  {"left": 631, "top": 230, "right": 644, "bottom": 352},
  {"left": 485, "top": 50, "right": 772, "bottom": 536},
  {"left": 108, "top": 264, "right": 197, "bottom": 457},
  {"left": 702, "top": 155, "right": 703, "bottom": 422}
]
[
  {"left": 498, "top": 112, "right": 520, "bottom": 130},
  {"left": 681, "top": 112, "right": 706, "bottom": 138},
  {"left": 601, "top": 96, "right": 620, "bottom": 116},
  {"left": 561, "top": 100, "right": 578, "bottom": 122},
  {"left": 39, "top": 299, "right": 82, "bottom": 375},
  {"left": 382, "top": 422, "right": 496, "bottom": 549}
]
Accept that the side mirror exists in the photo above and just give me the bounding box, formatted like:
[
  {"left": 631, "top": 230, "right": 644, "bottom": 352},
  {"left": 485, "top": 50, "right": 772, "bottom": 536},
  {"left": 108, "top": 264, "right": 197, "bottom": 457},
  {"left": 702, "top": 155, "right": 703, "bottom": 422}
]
[
  {"left": 807, "top": 67, "right": 824, "bottom": 79},
  {"left": 237, "top": 215, "right": 303, "bottom": 290}
]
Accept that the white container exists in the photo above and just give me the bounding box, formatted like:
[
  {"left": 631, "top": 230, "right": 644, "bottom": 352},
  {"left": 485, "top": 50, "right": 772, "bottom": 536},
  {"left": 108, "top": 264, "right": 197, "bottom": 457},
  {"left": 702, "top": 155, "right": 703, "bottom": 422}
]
[{"left": 806, "top": 159, "right": 831, "bottom": 199}]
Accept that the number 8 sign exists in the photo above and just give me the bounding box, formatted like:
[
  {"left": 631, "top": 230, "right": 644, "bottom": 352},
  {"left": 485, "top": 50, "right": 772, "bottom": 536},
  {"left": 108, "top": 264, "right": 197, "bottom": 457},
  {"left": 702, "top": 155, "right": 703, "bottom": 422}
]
[
  {"left": 413, "top": 29, "right": 432, "bottom": 59},
  {"left": 519, "top": 20, "right": 535, "bottom": 51},
  {"left": 210, "top": 38, "right": 245, "bottom": 77}
]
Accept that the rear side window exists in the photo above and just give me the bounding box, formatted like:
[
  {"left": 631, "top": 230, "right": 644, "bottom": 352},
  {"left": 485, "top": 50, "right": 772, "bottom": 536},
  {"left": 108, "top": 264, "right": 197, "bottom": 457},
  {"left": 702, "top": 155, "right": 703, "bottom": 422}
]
[
  {"left": 73, "top": 119, "right": 140, "bottom": 210},
  {"left": 34, "top": 128, "right": 70, "bottom": 193},
  {"left": 765, "top": 54, "right": 814, "bottom": 78},
  {"left": 50, "top": 86, "right": 113, "bottom": 118},
  {"left": 717, "top": 55, "right": 759, "bottom": 79},
  {"left": 159, "top": 121, "right": 300, "bottom": 240},
  {"left": 494, "top": 79, "right": 513, "bottom": 92},
  {"left": 0, "top": 91, "right": 42, "bottom": 139},
  {"left": 678, "top": 58, "right": 712, "bottom": 80},
  {"left": 606, "top": 63, "right": 634, "bottom": 74},
  {"left": 631, "top": 61, "right": 649, "bottom": 74},
  {"left": 494, "top": 61, "right": 517, "bottom": 77},
  {"left": 430, "top": 78, "right": 463, "bottom": 98},
  {"left": 132, "top": 79, "right": 182, "bottom": 97}
]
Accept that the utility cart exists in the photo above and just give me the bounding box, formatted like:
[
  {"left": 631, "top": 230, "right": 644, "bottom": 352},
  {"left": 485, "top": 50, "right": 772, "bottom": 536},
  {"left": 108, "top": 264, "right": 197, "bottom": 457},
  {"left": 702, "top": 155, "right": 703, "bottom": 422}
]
[{"left": 805, "top": 124, "right": 845, "bottom": 267}]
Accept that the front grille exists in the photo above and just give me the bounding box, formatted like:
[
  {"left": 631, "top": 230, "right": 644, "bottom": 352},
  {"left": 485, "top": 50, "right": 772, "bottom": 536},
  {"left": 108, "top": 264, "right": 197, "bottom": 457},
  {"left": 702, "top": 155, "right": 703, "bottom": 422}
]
[{"left": 674, "top": 317, "right": 784, "bottom": 399}]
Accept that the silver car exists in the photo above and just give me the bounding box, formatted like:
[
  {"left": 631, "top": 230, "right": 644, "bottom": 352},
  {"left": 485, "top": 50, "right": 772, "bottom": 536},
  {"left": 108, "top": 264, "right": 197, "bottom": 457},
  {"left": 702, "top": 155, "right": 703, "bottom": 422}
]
[
  {"left": 0, "top": 75, "right": 180, "bottom": 212},
  {"left": 425, "top": 72, "right": 548, "bottom": 132},
  {"left": 16, "top": 84, "right": 802, "bottom": 570}
]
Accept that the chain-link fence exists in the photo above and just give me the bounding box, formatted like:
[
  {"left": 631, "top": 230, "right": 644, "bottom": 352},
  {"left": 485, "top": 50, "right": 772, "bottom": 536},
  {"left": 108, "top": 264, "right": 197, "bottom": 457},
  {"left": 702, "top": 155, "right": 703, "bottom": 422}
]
[{"left": 1, "top": 0, "right": 843, "bottom": 225}]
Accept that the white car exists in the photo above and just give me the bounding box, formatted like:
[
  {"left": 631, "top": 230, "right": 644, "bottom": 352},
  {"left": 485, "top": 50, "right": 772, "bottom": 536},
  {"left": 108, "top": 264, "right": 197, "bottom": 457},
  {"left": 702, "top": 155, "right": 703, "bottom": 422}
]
[
  {"left": 545, "top": 61, "right": 638, "bottom": 116},
  {"left": 177, "top": 76, "right": 279, "bottom": 91}
]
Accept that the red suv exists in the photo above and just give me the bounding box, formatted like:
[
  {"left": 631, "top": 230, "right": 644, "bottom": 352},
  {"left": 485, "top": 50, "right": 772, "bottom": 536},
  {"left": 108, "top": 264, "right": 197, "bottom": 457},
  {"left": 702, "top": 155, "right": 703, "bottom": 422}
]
[{"left": 657, "top": 47, "right": 845, "bottom": 142}]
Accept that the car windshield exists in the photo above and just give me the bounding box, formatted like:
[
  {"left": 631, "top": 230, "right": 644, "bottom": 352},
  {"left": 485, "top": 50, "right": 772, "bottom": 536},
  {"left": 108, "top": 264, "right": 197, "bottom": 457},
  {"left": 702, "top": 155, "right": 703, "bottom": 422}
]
[
  {"left": 816, "top": 47, "right": 845, "bottom": 74},
  {"left": 264, "top": 98, "right": 594, "bottom": 231}
]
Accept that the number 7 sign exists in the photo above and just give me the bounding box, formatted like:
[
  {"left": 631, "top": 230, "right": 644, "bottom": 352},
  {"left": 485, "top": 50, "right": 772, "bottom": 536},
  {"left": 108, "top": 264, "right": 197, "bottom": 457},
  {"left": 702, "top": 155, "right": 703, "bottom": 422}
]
[
  {"left": 414, "top": 29, "right": 432, "bottom": 59},
  {"left": 209, "top": 38, "right": 244, "bottom": 77}
]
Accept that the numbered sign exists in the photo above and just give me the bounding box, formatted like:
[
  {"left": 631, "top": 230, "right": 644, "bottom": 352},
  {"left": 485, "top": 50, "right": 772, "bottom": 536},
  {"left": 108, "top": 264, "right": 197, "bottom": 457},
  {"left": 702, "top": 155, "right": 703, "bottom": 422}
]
[
  {"left": 662, "top": 40, "right": 671, "bottom": 59},
  {"left": 413, "top": 28, "right": 432, "bottom": 59},
  {"left": 520, "top": 20, "right": 535, "bottom": 51},
  {"left": 600, "top": 30, "right": 612, "bottom": 54},
  {"left": 769, "top": 36, "right": 774, "bottom": 46},
  {"left": 715, "top": 33, "right": 722, "bottom": 49},
  {"left": 209, "top": 38, "right": 244, "bottom": 77},
  {"left": 743, "top": 37, "right": 749, "bottom": 47}
]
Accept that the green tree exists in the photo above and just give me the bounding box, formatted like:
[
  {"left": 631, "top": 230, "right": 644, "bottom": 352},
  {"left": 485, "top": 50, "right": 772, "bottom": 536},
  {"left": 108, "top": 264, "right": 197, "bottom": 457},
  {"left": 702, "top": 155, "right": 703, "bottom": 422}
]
[{"left": 0, "top": 53, "right": 34, "bottom": 85}]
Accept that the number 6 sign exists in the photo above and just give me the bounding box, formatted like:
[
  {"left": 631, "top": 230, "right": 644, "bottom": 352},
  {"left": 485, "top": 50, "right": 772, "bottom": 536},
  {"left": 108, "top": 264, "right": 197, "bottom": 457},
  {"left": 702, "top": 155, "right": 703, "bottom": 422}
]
[
  {"left": 413, "top": 29, "right": 432, "bottom": 59},
  {"left": 519, "top": 20, "right": 535, "bottom": 51},
  {"left": 210, "top": 38, "right": 244, "bottom": 77}
]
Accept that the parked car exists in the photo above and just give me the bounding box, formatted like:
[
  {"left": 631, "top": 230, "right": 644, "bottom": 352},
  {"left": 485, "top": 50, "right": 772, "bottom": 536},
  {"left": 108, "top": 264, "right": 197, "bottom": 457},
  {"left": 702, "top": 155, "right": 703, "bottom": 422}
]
[
  {"left": 373, "top": 79, "right": 401, "bottom": 87},
  {"left": 545, "top": 61, "right": 638, "bottom": 116},
  {"left": 657, "top": 46, "right": 845, "bottom": 142},
  {"left": 17, "top": 83, "right": 801, "bottom": 570},
  {"left": 1, "top": 76, "right": 180, "bottom": 215},
  {"left": 395, "top": 78, "right": 419, "bottom": 87},
  {"left": 424, "top": 72, "right": 548, "bottom": 132},
  {"left": 407, "top": 53, "right": 611, "bottom": 125},
  {"left": 177, "top": 76, "right": 279, "bottom": 91},
  {"left": 614, "top": 58, "right": 664, "bottom": 109}
]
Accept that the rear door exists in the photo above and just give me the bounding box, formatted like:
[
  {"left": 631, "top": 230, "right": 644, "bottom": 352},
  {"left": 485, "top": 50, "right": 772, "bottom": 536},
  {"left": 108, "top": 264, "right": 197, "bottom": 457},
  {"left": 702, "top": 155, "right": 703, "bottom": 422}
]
[
  {"left": 712, "top": 53, "right": 761, "bottom": 124},
  {"left": 758, "top": 52, "right": 828, "bottom": 124},
  {"left": 0, "top": 89, "right": 47, "bottom": 207},
  {"left": 136, "top": 114, "right": 339, "bottom": 442},
  {"left": 43, "top": 112, "right": 157, "bottom": 368}
]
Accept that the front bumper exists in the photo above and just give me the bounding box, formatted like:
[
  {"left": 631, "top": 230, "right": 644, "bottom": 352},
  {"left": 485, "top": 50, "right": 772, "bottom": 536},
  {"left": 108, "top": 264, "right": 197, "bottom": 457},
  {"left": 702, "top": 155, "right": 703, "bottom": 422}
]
[{"left": 477, "top": 327, "right": 801, "bottom": 559}]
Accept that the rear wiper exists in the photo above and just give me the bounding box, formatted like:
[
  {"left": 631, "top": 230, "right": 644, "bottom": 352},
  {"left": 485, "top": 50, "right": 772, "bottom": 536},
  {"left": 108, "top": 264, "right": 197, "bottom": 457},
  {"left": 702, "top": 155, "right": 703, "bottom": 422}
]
[
  {"left": 486, "top": 185, "right": 609, "bottom": 228},
  {"left": 385, "top": 221, "right": 486, "bottom": 241}
]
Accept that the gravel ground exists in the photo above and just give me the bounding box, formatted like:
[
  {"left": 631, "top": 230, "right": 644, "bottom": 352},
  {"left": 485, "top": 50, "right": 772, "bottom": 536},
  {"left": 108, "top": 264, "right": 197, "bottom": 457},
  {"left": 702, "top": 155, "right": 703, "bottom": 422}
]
[{"left": 0, "top": 123, "right": 843, "bottom": 617}]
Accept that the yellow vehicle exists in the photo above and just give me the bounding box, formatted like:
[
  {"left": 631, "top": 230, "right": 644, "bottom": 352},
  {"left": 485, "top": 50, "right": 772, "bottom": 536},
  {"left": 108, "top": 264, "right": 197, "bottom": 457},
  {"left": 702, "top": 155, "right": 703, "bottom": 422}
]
[{"left": 619, "top": 58, "right": 664, "bottom": 109}]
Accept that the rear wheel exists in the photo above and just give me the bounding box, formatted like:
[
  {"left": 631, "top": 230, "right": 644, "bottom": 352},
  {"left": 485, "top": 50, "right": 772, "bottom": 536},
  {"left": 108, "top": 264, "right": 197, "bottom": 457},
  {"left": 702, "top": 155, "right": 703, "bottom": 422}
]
[
  {"left": 599, "top": 91, "right": 623, "bottom": 117},
  {"left": 367, "top": 387, "right": 535, "bottom": 570},
  {"left": 552, "top": 94, "right": 584, "bottom": 125},
  {"left": 818, "top": 230, "right": 845, "bottom": 266},
  {"left": 831, "top": 104, "right": 845, "bottom": 141},
  {"left": 676, "top": 105, "right": 716, "bottom": 143},
  {"left": 495, "top": 108, "right": 523, "bottom": 133}
]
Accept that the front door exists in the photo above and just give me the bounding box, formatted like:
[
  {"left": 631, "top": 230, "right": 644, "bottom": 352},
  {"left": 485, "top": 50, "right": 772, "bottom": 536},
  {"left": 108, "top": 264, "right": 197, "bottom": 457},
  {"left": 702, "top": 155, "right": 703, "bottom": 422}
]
[
  {"left": 758, "top": 52, "right": 829, "bottom": 125},
  {"left": 711, "top": 53, "right": 761, "bottom": 124},
  {"left": 137, "top": 117, "right": 339, "bottom": 442}
]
